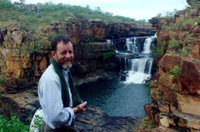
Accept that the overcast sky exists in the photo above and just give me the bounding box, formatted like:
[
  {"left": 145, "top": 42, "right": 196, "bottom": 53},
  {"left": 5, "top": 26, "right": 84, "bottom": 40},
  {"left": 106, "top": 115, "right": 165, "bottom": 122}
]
[{"left": 11, "top": 0, "right": 188, "bottom": 20}]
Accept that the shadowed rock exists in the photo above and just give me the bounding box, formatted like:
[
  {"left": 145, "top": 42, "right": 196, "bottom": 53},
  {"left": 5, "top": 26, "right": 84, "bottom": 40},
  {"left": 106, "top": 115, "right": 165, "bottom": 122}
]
[{"left": 74, "top": 107, "right": 138, "bottom": 132}]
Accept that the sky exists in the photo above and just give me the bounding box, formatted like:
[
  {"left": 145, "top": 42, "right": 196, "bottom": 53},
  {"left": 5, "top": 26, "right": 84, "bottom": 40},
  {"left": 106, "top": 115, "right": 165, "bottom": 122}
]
[{"left": 11, "top": 0, "right": 188, "bottom": 20}]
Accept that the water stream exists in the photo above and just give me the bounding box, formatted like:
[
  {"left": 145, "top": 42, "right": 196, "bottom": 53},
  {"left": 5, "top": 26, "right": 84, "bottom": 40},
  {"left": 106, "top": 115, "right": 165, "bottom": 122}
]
[{"left": 77, "top": 34, "right": 156, "bottom": 117}]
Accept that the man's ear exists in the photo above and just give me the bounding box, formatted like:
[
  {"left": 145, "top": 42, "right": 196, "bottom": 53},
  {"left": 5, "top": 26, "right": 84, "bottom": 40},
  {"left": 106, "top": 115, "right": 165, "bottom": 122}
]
[{"left": 51, "top": 51, "right": 56, "bottom": 59}]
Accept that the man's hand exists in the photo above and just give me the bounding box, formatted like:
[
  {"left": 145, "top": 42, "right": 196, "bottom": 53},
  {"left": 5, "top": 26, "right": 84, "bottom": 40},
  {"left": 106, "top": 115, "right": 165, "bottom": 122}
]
[{"left": 73, "top": 101, "right": 87, "bottom": 113}]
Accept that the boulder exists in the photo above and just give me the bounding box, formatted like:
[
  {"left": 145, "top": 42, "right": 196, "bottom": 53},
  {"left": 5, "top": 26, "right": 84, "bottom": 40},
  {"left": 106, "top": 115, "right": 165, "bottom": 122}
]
[
  {"left": 190, "top": 40, "right": 200, "bottom": 59},
  {"left": 174, "top": 110, "right": 200, "bottom": 130},
  {"left": 177, "top": 93, "right": 200, "bottom": 116},
  {"left": 179, "top": 58, "right": 200, "bottom": 94},
  {"left": 159, "top": 54, "right": 181, "bottom": 72}
]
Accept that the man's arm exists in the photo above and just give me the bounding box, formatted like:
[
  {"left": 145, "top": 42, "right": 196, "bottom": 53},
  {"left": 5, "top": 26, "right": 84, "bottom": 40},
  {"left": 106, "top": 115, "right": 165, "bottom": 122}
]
[{"left": 38, "top": 78, "right": 74, "bottom": 128}]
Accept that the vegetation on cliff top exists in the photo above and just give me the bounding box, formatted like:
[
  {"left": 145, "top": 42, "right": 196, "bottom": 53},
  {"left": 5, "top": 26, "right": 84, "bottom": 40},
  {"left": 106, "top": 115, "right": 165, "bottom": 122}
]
[{"left": 0, "top": 0, "right": 148, "bottom": 31}]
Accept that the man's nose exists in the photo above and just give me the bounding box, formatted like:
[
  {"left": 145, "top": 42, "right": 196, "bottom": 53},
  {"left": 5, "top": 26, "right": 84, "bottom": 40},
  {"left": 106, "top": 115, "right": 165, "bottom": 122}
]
[{"left": 65, "top": 53, "right": 71, "bottom": 58}]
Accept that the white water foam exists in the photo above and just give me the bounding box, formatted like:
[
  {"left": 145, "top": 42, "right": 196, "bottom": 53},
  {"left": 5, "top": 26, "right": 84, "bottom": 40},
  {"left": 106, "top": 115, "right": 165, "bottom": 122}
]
[{"left": 124, "top": 71, "right": 151, "bottom": 84}]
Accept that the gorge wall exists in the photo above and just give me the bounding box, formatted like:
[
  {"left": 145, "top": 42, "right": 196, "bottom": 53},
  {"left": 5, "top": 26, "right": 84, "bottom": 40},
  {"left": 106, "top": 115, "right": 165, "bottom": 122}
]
[
  {"left": 145, "top": 1, "right": 200, "bottom": 131},
  {"left": 0, "top": 18, "right": 154, "bottom": 92}
]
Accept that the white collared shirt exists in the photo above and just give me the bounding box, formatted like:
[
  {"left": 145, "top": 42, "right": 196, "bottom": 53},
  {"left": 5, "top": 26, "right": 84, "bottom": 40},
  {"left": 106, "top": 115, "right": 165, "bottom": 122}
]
[{"left": 38, "top": 64, "right": 74, "bottom": 129}]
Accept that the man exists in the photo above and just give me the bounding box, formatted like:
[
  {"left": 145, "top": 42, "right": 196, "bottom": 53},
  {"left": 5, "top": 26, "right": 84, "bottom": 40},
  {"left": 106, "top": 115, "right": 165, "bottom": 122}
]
[{"left": 37, "top": 34, "right": 87, "bottom": 132}]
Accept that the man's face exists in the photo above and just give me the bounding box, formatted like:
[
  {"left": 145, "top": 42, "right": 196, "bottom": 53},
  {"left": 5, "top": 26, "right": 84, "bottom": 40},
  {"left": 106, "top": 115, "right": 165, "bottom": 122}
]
[{"left": 51, "top": 41, "right": 74, "bottom": 70}]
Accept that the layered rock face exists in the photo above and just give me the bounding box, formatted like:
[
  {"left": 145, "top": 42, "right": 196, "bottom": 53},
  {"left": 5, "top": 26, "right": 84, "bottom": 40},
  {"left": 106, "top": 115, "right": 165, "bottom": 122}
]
[
  {"left": 0, "top": 18, "right": 153, "bottom": 92},
  {"left": 0, "top": 18, "right": 154, "bottom": 87},
  {"left": 145, "top": 2, "right": 200, "bottom": 132}
]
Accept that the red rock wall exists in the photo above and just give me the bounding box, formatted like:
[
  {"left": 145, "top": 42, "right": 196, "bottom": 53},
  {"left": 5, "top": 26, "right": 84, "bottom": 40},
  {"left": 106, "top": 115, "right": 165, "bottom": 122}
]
[
  {"left": 0, "top": 18, "right": 154, "bottom": 92},
  {"left": 145, "top": 4, "right": 200, "bottom": 132}
]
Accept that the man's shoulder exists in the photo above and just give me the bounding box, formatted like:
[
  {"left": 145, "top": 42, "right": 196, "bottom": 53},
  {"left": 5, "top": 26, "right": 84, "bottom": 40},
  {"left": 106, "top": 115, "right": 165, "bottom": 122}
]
[{"left": 40, "top": 64, "right": 59, "bottom": 81}]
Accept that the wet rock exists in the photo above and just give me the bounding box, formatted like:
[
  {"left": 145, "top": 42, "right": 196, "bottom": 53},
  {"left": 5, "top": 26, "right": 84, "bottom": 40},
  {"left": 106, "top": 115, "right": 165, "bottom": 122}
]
[{"left": 74, "top": 107, "right": 138, "bottom": 132}]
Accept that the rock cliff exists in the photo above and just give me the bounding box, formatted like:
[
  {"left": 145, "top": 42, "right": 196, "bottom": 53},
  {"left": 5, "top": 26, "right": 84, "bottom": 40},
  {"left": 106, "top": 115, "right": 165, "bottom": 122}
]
[
  {"left": 145, "top": 1, "right": 200, "bottom": 131},
  {"left": 0, "top": 18, "right": 154, "bottom": 93}
]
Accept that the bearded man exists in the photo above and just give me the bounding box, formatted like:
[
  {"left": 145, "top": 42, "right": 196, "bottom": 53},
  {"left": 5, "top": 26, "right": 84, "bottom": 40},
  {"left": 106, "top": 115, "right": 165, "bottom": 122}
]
[{"left": 35, "top": 34, "right": 87, "bottom": 132}]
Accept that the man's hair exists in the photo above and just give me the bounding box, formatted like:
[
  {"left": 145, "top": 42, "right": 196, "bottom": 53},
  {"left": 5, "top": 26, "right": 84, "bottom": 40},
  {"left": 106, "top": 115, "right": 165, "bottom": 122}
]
[{"left": 51, "top": 34, "right": 72, "bottom": 51}]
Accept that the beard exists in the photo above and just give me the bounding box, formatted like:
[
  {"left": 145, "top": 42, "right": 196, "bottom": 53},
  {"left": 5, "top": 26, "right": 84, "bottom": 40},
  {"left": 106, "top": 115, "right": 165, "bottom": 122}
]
[{"left": 62, "top": 62, "right": 72, "bottom": 71}]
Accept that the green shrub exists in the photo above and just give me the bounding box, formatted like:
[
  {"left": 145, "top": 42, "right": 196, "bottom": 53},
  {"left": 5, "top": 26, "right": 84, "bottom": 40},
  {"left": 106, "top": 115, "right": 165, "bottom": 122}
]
[
  {"left": 139, "top": 116, "right": 155, "bottom": 130},
  {"left": 16, "top": 78, "right": 26, "bottom": 86},
  {"left": 168, "top": 65, "right": 180, "bottom": 79},
  {"left": 146, "top": 82, "right": 150, "bottom": 93},
  {"left": 197, "top": 16, "right": 200, "bottom": 25},
  {"left": 179, "top": 50, "right": 189, "bottom": 57},
  {"left": 0, "top": 75, "right": 7, "bottom": 86},
  {"left": 155, "top": 91, "right": 161, "bottom": 98},
  {"left": 192, "top": 0, "right": 200, "bottom": 7},
  {"left": 168, "top": 39, "right": 180, "bottom": 50},
  {"left": 175, "top": 17, "right": 185, "bottom": 29},
  {"left": 94, "top": 36, "right": 102, "bottom": 42},
  {"left": 0, "top": 0, "right": 13, "bottom": 9},
  {"left": 179, "top": 46, "right": 191, "bottom": 57},
  {"left": 0, "top": 115, "right": 30, "bottom": 132},
  {"left": 103, "top": 50, "right": 116, "bottom": 59},
  {"left": 152, "top": 42, "right": 165, "bottom": 58}
]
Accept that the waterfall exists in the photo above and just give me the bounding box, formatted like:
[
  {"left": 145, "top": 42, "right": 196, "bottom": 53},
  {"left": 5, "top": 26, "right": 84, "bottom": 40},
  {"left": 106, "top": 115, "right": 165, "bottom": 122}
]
[
  {"left": 142, "top": 34, "right": 157, "bottom": 54},
  {"left": 121, "top": 34, "right": 156, "bottom": 84},
  {"left": 125, "top": 58, "right": 153, "bottom": 84},
  {"left": 126, "top": 37, "right": 138, "bottom": 53}
]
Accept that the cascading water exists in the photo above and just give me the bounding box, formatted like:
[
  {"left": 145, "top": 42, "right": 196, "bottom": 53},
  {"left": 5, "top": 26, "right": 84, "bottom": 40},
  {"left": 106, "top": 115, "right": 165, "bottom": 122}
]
[
  {"left": 126, "top": 38, "right": 138, "bottom": 53},
  {"left": 123, "top": 34, "right": 157, "bottom": 84}
]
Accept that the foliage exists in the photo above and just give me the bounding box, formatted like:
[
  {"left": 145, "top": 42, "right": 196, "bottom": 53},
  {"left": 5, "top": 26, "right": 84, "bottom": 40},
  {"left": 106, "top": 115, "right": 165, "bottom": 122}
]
[
  {"left": 94, "top": 36, "right": 103, "bottom": 42},
  {"left": 175, "top": 16, "right": 185, "bottom": 29},
  {"left": 103, "top": 50, "right": 116, "bottom": 59},
  {"left": 197, "top": 16, "right": 200, "bottom": 25},
  {"left": 152, "top": 42, "right": 165, "bottom": 58},
  {"left": 192, "top": 0, "right": 200, "bottom": 7},
  {"left": 138, "top": 116, "right": 155, "bottom": 130},
  {"left": 153, "top": 37, "right": 157, "bottom": 42},
  {"left": 155, "top": 91, "right": 161, "bottom": 98},
  {"left": 168, "top": 65, "right": 180, "bottom": 79},
  {"left": 179, "top": 46, "right": 191, "bottom": 57},
  {"left": 163, "top": 25, "right": 174, "bottom": 31},
  {"left": 0, "top": 114, "right": 30, "bottom": 132},
  {"left": 16, "top": 78, "right": 26, "bottom": 86},
  {"left": 155, "top": 9, "right": 178, "bottom": 18},
  {"left": 146, "top": 82, "right": 151, "bottom": 93},
  {"left": 168, "top": 39, "right": 180, "bottom": 50},
  {"left": 0, "top": 0, "right": 13, "bottom": 9},
  {"left": 0, "top": 75, "right": 7, "bottom": 86},
  {"left": 0, "top": 0, "right": 150, "bottom": 31}
]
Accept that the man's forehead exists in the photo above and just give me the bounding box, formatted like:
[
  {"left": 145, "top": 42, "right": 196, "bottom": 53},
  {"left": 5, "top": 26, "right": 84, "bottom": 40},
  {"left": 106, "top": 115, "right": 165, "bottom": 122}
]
[{"left": 56, "top": 41, "right": 73, "bottom": 51}]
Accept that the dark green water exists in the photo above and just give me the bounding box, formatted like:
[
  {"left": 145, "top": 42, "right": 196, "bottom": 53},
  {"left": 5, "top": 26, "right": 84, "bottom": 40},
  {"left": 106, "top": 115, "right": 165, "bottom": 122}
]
[{"left": 77, "top": 79, "right": 150, "bottom": 117}]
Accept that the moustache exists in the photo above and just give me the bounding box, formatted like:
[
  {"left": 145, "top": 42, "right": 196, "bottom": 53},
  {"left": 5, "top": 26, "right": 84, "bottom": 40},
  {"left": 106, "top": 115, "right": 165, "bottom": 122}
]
[{"left": 64, "top": 59, "right": 73, "bottom": 61}]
